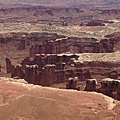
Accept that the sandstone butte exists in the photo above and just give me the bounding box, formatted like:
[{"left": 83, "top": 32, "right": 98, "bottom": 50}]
[{"left": 0, "top": 77, "right": 120, "bottom": 120}]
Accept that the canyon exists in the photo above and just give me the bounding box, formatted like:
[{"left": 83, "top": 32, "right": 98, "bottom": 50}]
[
  {"left": 0, "top": 77, "right": 120, "bottom": 120},
  {"left": 0, "top": 0, "right": 119, "bottom": 119},
  {"left": 1, "top": 31, "right": 119, "bottom": 100}
]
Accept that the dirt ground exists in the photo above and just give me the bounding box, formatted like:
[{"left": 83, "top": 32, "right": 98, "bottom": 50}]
[{"left": 0, "top": 77, "right": 120, "bottom": 120}]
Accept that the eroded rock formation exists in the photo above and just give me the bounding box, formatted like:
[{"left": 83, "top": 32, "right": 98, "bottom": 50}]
[
  {"left": 6, "top": 53, "right": 120, "bottom": 88},
  {"left": 85, "top": 79, "right": 97, "bottom": 91},
  {"left": 29, "top": 36, "right": 120, "bottom": 56},
  {"left": 11, "top": 64, "right": 24, "bottom": 79},
  {"left": 85, "top": 78, "right": 120, "bottom": 100},
  {"left": 3, "top": 32, "right": 120, "bottom": 100},
  {"left": 66, "top": 77, "right": 80, "bottom": 90},
  {"left": 5, "top": 58, "right": 13, "bottom": 73},
  {"left": 99, "top": 78, "right": 120, "bottom": 100},
  {"left": 0, "top": 32, "right": 119, "bottom": 59},
  {"left": 7, "top": 54, "right": 92, "bottom": 86}
]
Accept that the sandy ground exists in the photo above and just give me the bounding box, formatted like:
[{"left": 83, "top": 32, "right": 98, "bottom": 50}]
[{"left": 0, "top": 77, "right": 119, "bottom": 120}]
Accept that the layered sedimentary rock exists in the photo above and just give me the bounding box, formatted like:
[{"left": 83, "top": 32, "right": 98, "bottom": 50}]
[
  {"left": 85, "top": 79, "right": 97, "bottom": 91},
  {"left": 29, "top": 36, "right": 120, "bottom": 57},
  {"left": 7, "top": 53, "right": 120, "bottom": 87},
  {"left": 0, "top": 33, "right": 65, "bottom": 53},
  {"left": 98, "top": 78, "right": 120, "bottom": 100},
  {"left": 24, "top": 64, "right": 38, "bottom": 84},
  {"left": 7, "top": 54, "right": 92, "bottom": 86},
  {"left": 105, "top": 32, "right": 120, "bottom": 52},
  {"left": 5, "top": 58, "right": 13, "bottom": 73},
  {"left": 3, "top": 32, "right": 120, "bottom": 100},
  {"left": 29, "top": 37, "right": 69, "bottom": 57},
  {"left": 85, "top": 78, "right": 120, "bottom": 100},
  {"left": 11, "top": 64, "right": 24, "bottom": 79},
  {"left": 0, "top": 6, "right": 85, "bottom": 24},
  {"left": 75, "top": 61, "right": 120, "bottom": 80},
  {"left": 66, "top": 77, "right": 80, "bottom": 90},
  {"left": 0, "top": 33, "right": 119, "bottom": 59}
]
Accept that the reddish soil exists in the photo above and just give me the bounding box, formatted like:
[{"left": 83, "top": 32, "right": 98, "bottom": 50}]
[{"left": 0, "top": 77, "right": 119, "bottom": 120}]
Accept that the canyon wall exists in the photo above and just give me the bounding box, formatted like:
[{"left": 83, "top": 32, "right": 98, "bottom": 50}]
[
  {"left": 7, "top": 54, "right": 120, "bottom": 87},
  {"left": 29, "top": 36, "right": 120, "bottom": 57},
  {"left": 0, "top": 32, "right": 119, "bottom": 58},
  {"left": 85, "top": 78, "right": 120, "bottom": 100}
]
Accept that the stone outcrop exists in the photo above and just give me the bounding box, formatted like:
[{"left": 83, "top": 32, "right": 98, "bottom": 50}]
[
  {"left": 105, "top": 32, "right": 120, "bottom": 52},
  {"left": 0, "top": 33, "right": 119, "bottom": 59},
  {"left": 24, "top": 64, "right": 38, "bottom": 84},
  {"left": 5, "top": 52, "right": 120, "bottom": 100},
  {"left": 11, "top": 64, "right": 24, "bottom": 79},
  {"left": 85, "top": 78, "right": 120, "bottom": 100},
  {"left": 98, "top": 78, "right": 120, "bottom": 100},
  {"left": 6, "top": 52, "right": 120, "bottom": 87},
  {"left": 29, "top": 36, "right": 120, "bottom": 57},
  {"left": 3, "top": 32, "right": 120, "bottom": 100},
  {"left": 66, "top": 77, "right": 80, "bottom": 90},
  {"left": 85, "top": 79, "right": 97, "bottom": 91},
  {"left": 0, "top": 33, "right": 65, "bottom": 53},
  {"left": 76, "top": 61, "right": 120, "bottom": 80},
  {"left": 41, "top": 64, "right": 56, "bottom": 86},
  {"left": 5, "top": 58, "right": 13, "bottom": 73},
  {"left": 7, "top": 54, "right": 91, "bottom": 86},
  {"left": 21, "top": 57, "right": 31, "bottom": 69},
  {"left": 29, "top": 37, "right": 69, "bottom": 57}
]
